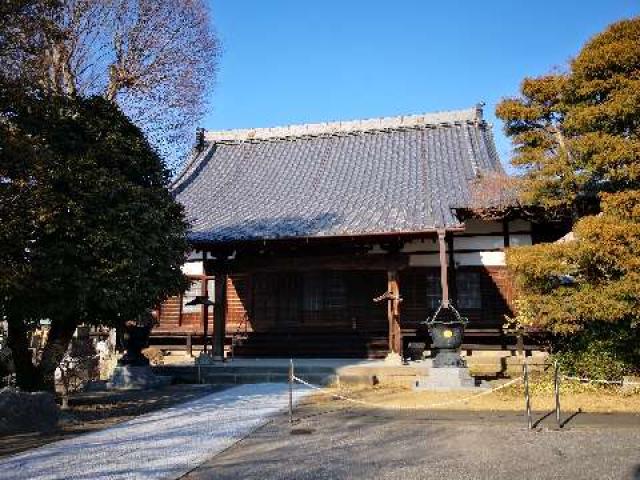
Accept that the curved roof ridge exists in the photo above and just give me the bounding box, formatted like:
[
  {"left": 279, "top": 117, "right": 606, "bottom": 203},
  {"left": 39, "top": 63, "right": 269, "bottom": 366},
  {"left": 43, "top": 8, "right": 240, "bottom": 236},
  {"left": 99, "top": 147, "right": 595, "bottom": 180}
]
[{"left": 203, "top": 106, "right": 482, "bottom": 143}]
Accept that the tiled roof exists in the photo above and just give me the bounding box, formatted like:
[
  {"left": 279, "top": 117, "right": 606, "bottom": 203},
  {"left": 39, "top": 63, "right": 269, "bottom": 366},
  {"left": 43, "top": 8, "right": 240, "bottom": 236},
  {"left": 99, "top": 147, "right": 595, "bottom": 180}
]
[{"left": 173, "top": 106, "right": 505, "bottom": 244}]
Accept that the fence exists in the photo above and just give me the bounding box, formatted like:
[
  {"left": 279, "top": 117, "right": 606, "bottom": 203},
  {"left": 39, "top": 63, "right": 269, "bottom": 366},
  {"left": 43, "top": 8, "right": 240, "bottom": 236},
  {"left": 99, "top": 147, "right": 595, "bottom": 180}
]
[{"left": 287, "top": 359, "right": 640, "bottom": 430}]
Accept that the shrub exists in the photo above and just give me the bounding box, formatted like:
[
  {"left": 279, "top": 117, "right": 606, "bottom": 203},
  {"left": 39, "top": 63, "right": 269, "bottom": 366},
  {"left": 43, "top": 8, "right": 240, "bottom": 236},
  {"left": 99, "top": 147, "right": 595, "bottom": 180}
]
[{"left": 552, "top": 322, "right": 640, "bottom": 381}]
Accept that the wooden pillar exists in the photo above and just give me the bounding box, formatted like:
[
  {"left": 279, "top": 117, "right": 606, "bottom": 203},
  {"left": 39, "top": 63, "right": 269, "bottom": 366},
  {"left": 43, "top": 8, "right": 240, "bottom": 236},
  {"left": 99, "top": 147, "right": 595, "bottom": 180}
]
[
  {"left": 201, "top": 252, "right": 208, "bottom": 353},
  {"left": 446, "top": 231, "right": 457, "bottom": 304},
  {"left": 186, "top": 334, "right": 192, "bottom": 357},
  {"left": 437, "top": 229, "right": 450, "bottom": 308},
  {"left": 502, "top": 219, "right": 510, "bottom": 348},
  {"left": 387, "top": 270, "right": 402, "bottom": 356},
  {"left": 503, "top": 218, "right": 511, "bottom": 248},
  {"left": 212, "top": 270, "right": 228, "bottom": 361}
]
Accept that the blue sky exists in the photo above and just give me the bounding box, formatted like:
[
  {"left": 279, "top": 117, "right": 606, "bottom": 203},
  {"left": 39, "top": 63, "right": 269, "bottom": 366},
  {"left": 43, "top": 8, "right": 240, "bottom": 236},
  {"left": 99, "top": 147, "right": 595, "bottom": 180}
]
[{"left": 204, "top": 0, "right": 638, "bottom": 167}]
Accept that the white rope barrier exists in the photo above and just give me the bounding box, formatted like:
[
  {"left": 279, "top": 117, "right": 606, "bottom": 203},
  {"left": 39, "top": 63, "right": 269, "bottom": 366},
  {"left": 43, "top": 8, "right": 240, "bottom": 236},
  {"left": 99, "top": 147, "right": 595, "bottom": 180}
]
[
  {"left": 562, "top": 375, "right": 640, "bottom": 386},
  {"left": 292, "top": 375, "right": 523, "bottom": 411}
]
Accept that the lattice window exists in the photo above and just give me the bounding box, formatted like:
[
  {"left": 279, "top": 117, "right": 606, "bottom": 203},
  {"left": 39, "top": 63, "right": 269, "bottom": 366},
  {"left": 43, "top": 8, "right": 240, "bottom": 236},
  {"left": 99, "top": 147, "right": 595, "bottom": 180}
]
[
  {"left": 302, "top": 272, "right": 323, "bottom": 312},
  {"left": 301, "top": 271, "right": 347, "bottom": 311},
  {"left": 324, "top": 272, "right": 347, "bottom": 310},
  {"left": 425, "top": 271, "right": 442, "bottom": 310},
  {"left": 456, "top": 271, "right": 482, "bottom": 309}
]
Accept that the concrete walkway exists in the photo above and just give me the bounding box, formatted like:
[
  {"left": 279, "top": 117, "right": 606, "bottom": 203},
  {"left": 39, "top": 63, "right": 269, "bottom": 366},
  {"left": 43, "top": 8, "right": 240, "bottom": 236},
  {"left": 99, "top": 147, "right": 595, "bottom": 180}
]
[
  {"left": 0, "top": 384, "right": 310, "bottom": 480},
  {"left": 184, "top": 406, "right": 640, "bottom": 480}
]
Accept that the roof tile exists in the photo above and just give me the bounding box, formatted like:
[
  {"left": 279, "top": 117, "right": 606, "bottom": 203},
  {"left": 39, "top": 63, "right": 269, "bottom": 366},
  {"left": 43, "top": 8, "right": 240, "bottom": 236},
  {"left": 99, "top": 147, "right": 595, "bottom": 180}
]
[{"left": 173, "top": 108, "right": 504, "bottom": 243}]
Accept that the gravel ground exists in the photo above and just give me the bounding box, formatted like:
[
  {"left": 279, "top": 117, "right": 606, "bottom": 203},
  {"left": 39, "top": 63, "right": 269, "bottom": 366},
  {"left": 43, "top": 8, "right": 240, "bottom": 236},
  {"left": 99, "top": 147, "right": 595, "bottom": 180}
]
[
  {"left": 0, "top": 384, "right": 312, "bottom": 480},
  {"left": 0, "top": 384, "right": 225, "bottom": 459},
  {"left": 184, "top": 401, "right": 640, "bottom": 480}
]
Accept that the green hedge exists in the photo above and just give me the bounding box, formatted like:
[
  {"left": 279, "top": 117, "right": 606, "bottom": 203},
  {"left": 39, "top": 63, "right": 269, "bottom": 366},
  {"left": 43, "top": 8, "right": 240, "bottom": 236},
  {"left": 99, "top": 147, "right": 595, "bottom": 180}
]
[{"left": 553, "top": 322, "right": 640, "bottom": 381}]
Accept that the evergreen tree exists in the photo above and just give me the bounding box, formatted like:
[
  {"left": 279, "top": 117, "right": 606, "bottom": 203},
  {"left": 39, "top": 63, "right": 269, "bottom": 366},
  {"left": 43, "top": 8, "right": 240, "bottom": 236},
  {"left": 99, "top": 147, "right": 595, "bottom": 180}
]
[
  {"left": 497, "top": 18, "right": 640, "bottom": 375},
  {"left": 1, "top": 2, "right": 189, "bottom": 390}
]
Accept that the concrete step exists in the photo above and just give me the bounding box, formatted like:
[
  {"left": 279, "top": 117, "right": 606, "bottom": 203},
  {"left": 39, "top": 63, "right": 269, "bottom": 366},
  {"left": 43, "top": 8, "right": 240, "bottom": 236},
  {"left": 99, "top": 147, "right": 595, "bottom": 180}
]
[
  {"left": 197, "top": 372, "right": 334, "bottom": 385},
  {"left": 153, "top": 365, "right": 337, "bottom": 385}
]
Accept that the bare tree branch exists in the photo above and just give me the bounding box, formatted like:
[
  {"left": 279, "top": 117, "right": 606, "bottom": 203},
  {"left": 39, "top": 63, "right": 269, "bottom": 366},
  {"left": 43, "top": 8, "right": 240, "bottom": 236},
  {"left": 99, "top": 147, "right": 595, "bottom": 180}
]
[{"left": 36, "top": 0, "right": 219, "bottom": 171}]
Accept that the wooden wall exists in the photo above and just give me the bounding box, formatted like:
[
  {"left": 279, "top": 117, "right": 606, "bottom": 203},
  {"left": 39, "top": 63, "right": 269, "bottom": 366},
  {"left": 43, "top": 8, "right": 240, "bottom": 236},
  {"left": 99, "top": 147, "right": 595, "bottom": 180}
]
[
  {"left": 156, "top": 266, "right": 514, "bottom": 336},
  {"left": 154, "top": 270, "right": 391, "bottom": 357},
  {"left": 400, "top": 266, "right": 513, "bottom": 328},
  {"left": 153, "top": 218, "right": 528, "bottom": 356}
]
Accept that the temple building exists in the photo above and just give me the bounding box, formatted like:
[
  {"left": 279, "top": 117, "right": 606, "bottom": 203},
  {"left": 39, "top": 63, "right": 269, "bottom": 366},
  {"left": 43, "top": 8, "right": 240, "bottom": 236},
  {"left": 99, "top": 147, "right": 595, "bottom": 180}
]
[{"left": 152, "top": 105, "right": 561, "bottom": 359}]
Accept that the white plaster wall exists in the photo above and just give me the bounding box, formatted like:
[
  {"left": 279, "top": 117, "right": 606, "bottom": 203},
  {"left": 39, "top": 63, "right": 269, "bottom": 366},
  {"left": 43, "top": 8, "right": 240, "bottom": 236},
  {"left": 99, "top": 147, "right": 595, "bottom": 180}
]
[
  {"left": 410, "top": 251, "right": 506, "bottom": 267},
  {"left": 459, "top": 219, "right": 504, "bottom": 234},
  {"left": 453, "top": 235, "right": 504, "bottom": 250},
  {"left": 509, "top": 234, "right": 532, "bottom": 246},
  {"left": 186, "top": 251, "right": 200, "bottom": 260},
  {"left": 455, "top": 251, "right": 506, "bottom": 266},
  {"left": 182, "top": 221, "right": 531, "bottom": 272},
  {"left": 182, "top": 261, "right": 204, "bottom": 276},
  {"left": 401, "top": 238, "right": 439, "bottom": 253}
]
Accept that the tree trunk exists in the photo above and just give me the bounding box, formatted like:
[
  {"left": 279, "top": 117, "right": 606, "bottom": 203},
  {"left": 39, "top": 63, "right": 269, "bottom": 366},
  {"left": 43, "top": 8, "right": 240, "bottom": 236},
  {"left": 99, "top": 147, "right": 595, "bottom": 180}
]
[
  {"left": 35, "top": 318, "right": 77, "bottom": 392},
  {"left": 6, "top": 313, "right": 39, "bottom": 391}
]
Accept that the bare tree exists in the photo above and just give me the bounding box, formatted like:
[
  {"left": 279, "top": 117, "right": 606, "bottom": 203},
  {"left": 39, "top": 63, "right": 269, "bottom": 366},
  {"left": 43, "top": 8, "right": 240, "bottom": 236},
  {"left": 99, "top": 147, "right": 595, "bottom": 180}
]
[
  {"left": 41, "top": 0, "right": 219, "bottom": 171},
  {"left": 0, "top": 0, "right": 61, "bottom": 85}
]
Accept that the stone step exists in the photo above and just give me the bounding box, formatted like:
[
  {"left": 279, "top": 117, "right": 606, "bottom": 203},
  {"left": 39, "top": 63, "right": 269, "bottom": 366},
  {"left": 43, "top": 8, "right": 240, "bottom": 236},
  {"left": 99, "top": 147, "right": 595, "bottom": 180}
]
[
  {"left": 156, "top": 365, "right": 336, "bottom": 374},
  {"left": 197, "top": 372, "right": 334, "bottom": 385},
  {"left": 153, "top": 365, "right": 337, "bottom": 385}
]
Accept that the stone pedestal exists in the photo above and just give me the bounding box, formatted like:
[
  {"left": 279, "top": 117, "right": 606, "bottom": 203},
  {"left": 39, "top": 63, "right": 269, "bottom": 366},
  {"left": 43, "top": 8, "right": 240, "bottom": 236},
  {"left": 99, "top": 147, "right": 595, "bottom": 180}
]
[
  {"left": 196, "top": 352, "right": 225, "bottom": 365},
  {"left": 432, "top": 351, "right": 466, "bottom": 368},
  {"left": 108, "top": 318, "right": 171, "bottom": 390},
  {"left": 383, "top": 352, "right": 403, "bottom": 366},
  {"left": 107, "top": 365, "right": 171, "bottom": 390},
  {"left": 414, "top": 367, "right": 487, "bottom": 391}
]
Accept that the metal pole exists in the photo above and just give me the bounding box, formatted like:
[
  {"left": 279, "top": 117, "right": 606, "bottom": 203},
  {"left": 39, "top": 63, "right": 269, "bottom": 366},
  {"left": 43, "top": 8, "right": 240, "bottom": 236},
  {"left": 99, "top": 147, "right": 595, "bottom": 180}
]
[
  {"left": 554, "top": 360, "right": 561, "bottom": 428},
  {"left": 289, "top": 358, "right": 294, "bottom": 425},
  {"left": 197, "top": 363, "right": 202, "bottom": 384},
  {"left": 524, "top": 361, "right": 532, "bottom": 429}
]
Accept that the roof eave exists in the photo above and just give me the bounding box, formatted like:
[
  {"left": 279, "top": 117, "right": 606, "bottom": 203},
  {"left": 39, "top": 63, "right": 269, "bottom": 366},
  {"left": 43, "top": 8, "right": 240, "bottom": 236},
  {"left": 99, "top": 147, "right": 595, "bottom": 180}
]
[{"left": 188, "top": 226, "right": 467, "bottom": 249}]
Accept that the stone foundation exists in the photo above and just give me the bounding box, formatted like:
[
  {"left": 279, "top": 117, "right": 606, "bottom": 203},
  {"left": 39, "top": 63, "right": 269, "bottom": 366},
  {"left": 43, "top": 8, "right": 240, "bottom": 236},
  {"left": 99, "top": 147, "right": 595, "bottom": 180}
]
[
  {"left": 107, "top": 365, "right": 172, "bottom": 390},
  {"left": 414, "top": 367, "right": 487, "bottom": 391}
]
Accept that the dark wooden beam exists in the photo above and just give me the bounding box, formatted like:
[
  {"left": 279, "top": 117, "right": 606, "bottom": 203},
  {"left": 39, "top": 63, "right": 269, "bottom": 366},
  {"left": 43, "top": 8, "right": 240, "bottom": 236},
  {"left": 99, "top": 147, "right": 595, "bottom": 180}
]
[
  {"left": 230, "top": 253, "right": 410, "bottom": 273},
  {"left": 191, "top": 229, "right": 458, "bottom": 257},
  {"left": 387, "top": 270, "right": 402, "bottom": 356},
  {"left": 212, "top": 270, "right": 227, "bottom": 360},
  {"left": 201, "top": 251, "right": 209, "bottom": 353},
  {"left": 437, "top": 229, "right": 449, "bottom": 308},
  {"left": 503, "top": 219, "right": 510, "bottom": 248},
  {"left": 446, "top": 231, "right": 457, "bottom": 304},
  {"left": 205, "top": 251, "right": 234, "bottom": 361}
]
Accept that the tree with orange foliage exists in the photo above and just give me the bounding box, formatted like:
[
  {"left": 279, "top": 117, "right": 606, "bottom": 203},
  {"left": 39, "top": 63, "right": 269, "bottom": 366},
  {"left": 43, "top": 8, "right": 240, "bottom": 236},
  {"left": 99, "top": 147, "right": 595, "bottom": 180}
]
[{"left": 496, "top": 18, "right": 640, "bottom": 377}]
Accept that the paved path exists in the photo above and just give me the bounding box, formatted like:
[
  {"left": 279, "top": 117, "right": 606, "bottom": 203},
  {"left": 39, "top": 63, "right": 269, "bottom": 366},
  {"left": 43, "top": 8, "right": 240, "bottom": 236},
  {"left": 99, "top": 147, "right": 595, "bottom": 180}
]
[
  {"left": 185, "top": 406, "right": 640, "bottom": 480},
  {"left": 0, "top": 384, "right": 310, "bottom": 480}
]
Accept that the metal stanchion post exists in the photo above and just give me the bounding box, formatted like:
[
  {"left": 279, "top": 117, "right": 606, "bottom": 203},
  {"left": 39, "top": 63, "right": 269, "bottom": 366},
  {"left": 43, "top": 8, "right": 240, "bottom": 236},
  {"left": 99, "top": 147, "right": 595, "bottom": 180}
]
[
  {"left": 198, "top": 363, "right": 202, "bottom": 384},
  {"left": 289, "top": 358, "right": 294, "bottom": 425},
  {"left": 524, "top": 361, "right": 532, "bottom": 429},
  {"left": 554, "top": 360, "right": 561, "bottom": 428}
]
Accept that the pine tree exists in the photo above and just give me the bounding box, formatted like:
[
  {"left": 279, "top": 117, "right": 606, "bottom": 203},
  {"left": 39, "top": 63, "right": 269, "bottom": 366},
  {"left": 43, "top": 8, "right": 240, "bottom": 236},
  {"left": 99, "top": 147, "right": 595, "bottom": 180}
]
[{"left": 496, "top": 18, "right": 640, "bottom": 375}]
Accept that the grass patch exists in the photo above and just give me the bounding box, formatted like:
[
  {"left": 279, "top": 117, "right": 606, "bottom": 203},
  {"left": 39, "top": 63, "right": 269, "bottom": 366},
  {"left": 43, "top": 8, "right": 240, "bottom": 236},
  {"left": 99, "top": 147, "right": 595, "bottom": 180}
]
[{"left": 302, "top": 375, "right": 640, "bottom": 413}]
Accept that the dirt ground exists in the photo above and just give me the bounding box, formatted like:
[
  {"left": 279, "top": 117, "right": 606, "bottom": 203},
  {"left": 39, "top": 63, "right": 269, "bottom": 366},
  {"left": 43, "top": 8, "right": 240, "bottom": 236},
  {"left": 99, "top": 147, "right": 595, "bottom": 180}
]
[
  {"left": 302, "top": 381, "right": 640, "bottom": 414},
  {"left": 0, "top": 384, "right": 224, "bottom": 460}
]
